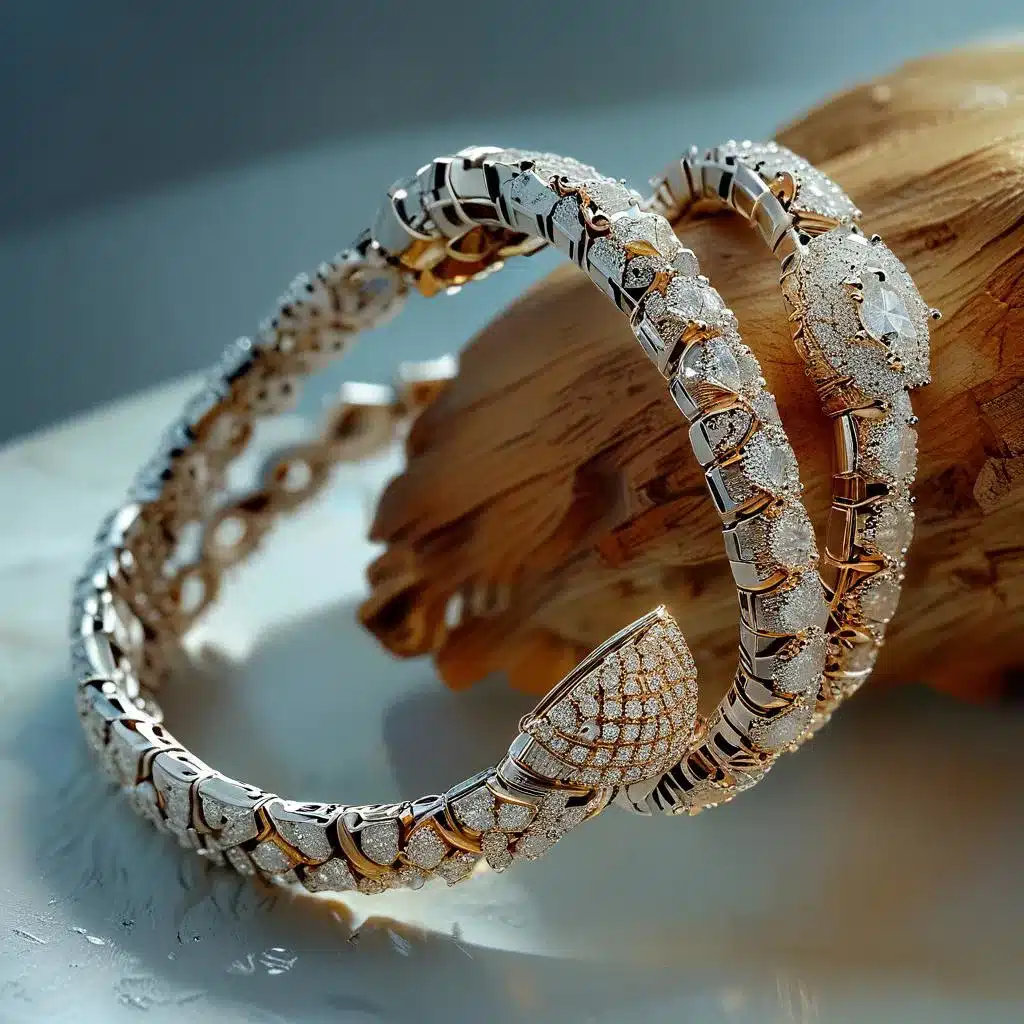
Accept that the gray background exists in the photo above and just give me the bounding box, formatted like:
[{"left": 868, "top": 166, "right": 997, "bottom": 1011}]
[{"left": 1, "top": 0, "right": 1020, "bottom": 441}]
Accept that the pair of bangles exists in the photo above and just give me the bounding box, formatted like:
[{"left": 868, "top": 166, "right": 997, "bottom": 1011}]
[{"left": 73, "top": 142, "right": 936, "bottom": 895}]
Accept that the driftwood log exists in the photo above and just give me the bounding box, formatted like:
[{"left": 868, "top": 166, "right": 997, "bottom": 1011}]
[{"left": 360, "top": 45, "right": 1024, "bottom": 705}]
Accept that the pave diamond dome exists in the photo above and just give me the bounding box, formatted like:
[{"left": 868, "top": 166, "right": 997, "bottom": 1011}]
[
  {"left": 517, "top": 610, "right": 699, "bottom": 788},
  {"left": 794, "top": 227, "right": 931, "bottom": 395}
]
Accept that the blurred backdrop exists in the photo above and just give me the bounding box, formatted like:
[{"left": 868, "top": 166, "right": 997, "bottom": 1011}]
[{"left": 1, "top": 0, "right": 1020, "bottom": 442}]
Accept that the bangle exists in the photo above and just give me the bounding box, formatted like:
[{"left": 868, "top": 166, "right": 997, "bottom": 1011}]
[
  {"left": 72, "top": 146, "right": 824, "bottom": 893},
  {"left": 645, "top": 141, "right": 936, "bottom": 806}
]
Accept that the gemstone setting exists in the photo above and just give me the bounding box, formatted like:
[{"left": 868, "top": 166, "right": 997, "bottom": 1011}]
[{"left": 791, "top": 227, "right": 931, "bottom": 397}]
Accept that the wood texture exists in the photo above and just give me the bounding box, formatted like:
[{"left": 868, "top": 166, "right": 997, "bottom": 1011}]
[{"left": 361, "top": 46, "right": 1024, "bottom": 704}]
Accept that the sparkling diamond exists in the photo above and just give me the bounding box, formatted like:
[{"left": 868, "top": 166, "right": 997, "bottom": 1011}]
[
  {"left": 866, "top": 501, "right": 914, "bottom": 560},
  {"left": 856, "top": 573, "right": 901, "bottom": 622},
  {"left": 558, "top": 803, "right": 591, "bottom": 830},
  {"left": 625, "top": 699, "right": 643, "bottom": 718},
  {"left": 452, "top": 787, "right": 496, "bottom": 831},
  {"left": 587, "top": 237, "right": 625, "bottom": 283},
  {"left": 768, "top": 506, "right": 816, "bottom": 569},
  {"left": 742, "top": 428, "right": 800, "bottom": 497},
  {"left": 671, "top": 248, "right": 700, "bottom": 275},
  {"left": 601, "top": 723, "right": 620, "bottom": 741},
  {"left": 666, "top": 275, "right": 726, "bottom": 326},
  {"left": 598, "top": 664, "right": 620, "bottom": 693},
  {"left": 641, "top": 651, "right": 662, "bottom": 672},
  {"left": 532, "top": 720, "right": 554, "bottom": 741},
  {"left": 751, "top": 391, "right": 782, "bottom": 426},
  {"left": 549, "top": 702, "right": 578, "bottom": 732},
  {"left": 863, "top": 413, "right": 907, "bottom": 478},
  {"left": 698, "top": 337, "right": 741, "bottom": 391},
  {"left": 760, "top": 571, "right": 828, "bottom": 633},
  {"left": 515, "top": 830, "right": 557, "bottom": 860},
  {"left": 200, "top": 794, "right": 260, "bottom": 847},
  {"left": 497, "top": 800, "right": 537, "bottom": 831},
  {"left": 435, "top": 852, "right": 479, "bottom": 885},
  {"left": 537, "top": 791, "right": 570, "bottom": 824},
  {"left": 774, "top": 633, "right": 827, "bottom": 696},
  {"left": 621, "top": 647, "right": 640, "bottom": 672},
  {"left": 858, "top": 272, "right": 918, "bottom": 353},
  {"left": 360, "top": 820, "right": 400, "bottom": 866},
  {"left": 304, "top": 857, "right": 357, "bottom": 893},
  {"left": 569, "top": 745, "right": 589, "bottom": 763},
  {"left": 610, "top": 207, "right": 681, "bottom": 258},
  {"left": 405, "top": 826, "right": 447, "bottom": 870},
  {"left": 622, "top": 723, "right": 641, "bottom": 742},
  {"left": 251, "top": 840, "right": 296, "bottom": 875},
  {"left": 274, "top": 817, "right": 333, "bottom": 863},
  {"left": 734, "top": 343, "right": 763, "bottom": 395},
  {"left": 582, "top": 177, "right": 639, "bottom": 215},
  {"left": 481, "top": 831, "right": 513, "bottom": 870},
  {"left": 750, "top": 697, "right": 816, "bottom": 752},
  {"left": 723, "top": 141, "right": 859, "bottom": 222}
]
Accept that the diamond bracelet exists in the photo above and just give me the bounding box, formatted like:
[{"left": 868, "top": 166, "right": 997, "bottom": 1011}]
[
  {"left": 643, "top": 141, "right": 937, "bottom": 808},
  {"left": 72, "top": 146, "right": 829, "bottom": 895}
]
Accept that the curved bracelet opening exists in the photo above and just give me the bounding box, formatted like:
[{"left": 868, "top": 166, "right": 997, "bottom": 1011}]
[{"left": 72, "top": 146, "right": 829, "bottom": 894}]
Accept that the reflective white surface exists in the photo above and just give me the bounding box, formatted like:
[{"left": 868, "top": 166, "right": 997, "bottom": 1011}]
[{"left": 1, "top": 381, "right": 1022, "bottom": 1022}]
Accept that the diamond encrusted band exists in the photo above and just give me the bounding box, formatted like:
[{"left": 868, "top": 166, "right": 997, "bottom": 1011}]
[
  {"left": 72, "top": 146, "right": 827, "bottom": 894},
  {"left": 643, "top": 141, "right": 937, "bottom": 813}
]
